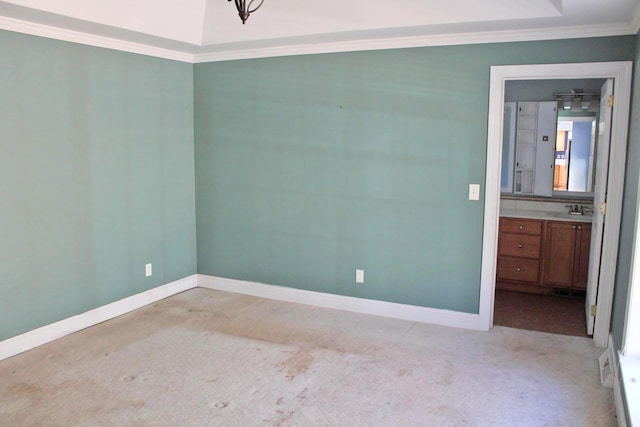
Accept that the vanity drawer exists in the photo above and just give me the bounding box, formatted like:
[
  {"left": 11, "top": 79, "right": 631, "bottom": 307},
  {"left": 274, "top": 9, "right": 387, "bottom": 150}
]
[
  {"left": 499, "top": 233, "right": 541, "bottom": 259},
  {"left": 500, "top": 218, "right": 542, "bottom": 235},
  {"left": 498, "top": 257, "right": 540, "bottom": 283}
]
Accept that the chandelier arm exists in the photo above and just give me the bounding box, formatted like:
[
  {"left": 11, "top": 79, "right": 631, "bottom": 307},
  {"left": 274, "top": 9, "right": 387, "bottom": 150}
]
[
  {"left": 247, "top": 0, "right": 265, "bottom": 13},
  {"left": 228, "top": 0, "right": 264, "bottom": 23}
]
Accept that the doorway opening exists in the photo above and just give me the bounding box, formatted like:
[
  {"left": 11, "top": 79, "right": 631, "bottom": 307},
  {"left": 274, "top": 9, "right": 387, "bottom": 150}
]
[
  {"left": 478, "top": 62, "right": 633, "bottom": 348},
  {"left": 493, "top": 78, "right": 603, "bottom": 337}
]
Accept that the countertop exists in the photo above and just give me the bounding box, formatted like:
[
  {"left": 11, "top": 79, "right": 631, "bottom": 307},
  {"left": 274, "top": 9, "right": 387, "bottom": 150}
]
[{"left": 500, "top": 208, "right": 593, "bottom": 223}]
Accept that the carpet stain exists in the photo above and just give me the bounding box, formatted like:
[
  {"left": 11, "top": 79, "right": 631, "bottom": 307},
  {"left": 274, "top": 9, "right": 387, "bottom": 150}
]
[
  {"left": 296, "top": 388, "right": 308, "bottom": 399},
  {"left": 10, "top": 382, "right": 41, "bottom": 395},
  {"left": 213, "top": 401, "right": 229, "bottom": 409},
  {"left": 178, "top": 291, "right": 373, "bottom": 356},
  {"left": 0, "top": 375, "right": 144, "bottom": 426},
  {"left": 269, "top": 409, "right": 295, "bottom": 426},
  {"left": 279, "top": 350, "right": 313, "bottom": 381},
  {"left": 435, "top": 360, "right": 455, "bottom": 386},
  {"left": 397, "top": 368, "right": 412, "bottom": 377}
]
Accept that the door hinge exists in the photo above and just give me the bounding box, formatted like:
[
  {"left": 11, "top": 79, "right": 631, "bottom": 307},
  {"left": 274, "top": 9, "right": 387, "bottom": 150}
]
[
  {"left": 607, "top": 95, "right": 614, "bottom": 108},
  {"left": 599, "top": 202, "right": 606, "bottom": 216},
  {"left": 591, "top": 304, "right": 597, "bottom": 317}
]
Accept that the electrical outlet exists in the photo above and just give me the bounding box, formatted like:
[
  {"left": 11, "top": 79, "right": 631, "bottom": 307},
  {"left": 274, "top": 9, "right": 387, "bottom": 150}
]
[
  {"left": 145, "top": 263, "right": 152, "bottom": 277},
  {"left": 356, "top": 269, "right": 364, "bottom": 284}
]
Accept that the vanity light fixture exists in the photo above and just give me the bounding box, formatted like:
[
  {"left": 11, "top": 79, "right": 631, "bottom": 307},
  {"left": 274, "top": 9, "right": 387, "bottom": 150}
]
[
  {"left": 553, "top": 89, "right": 600, "bottom": 112},
  {"left": 229, "top": 0, "right": 265, "bottom": 24}
]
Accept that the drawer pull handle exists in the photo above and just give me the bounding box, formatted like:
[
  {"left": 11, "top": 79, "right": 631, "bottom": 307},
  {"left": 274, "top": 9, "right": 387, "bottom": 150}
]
[
  {"left": 519, "top": 225, "right": 524, "bottom": 230},
  {"left": 572, "top": 225, "right": 576, "bottom": 229},
  {"left": 516, "top": 267, "right": 521, "bottom": 272},
  {"left": 518, "top": 244, "right": 523, "bottom": 249}
]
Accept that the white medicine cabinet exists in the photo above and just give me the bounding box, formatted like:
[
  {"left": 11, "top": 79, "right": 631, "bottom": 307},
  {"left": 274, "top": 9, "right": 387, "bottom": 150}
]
[{"left": 502, "top": 101, "right": 557, "bottom": 196}]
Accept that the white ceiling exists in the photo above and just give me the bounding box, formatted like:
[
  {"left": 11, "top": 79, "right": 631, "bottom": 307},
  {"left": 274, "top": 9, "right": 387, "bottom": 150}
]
[{"left": 0, "top": 0, "right": 639, "bottom": 62}]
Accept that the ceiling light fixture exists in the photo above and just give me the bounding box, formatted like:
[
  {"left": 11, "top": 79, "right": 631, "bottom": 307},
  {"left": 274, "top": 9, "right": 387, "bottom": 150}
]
[{"left": 229, "top": 0, "right": 265, "bottom": 24}]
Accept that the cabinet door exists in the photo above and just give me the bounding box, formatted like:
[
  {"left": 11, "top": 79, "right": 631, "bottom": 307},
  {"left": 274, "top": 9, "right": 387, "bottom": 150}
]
[
  {"left": 573, "top": 225, "right": 591, "bottom": 289},
  {"left": 533, "top": 101, "right": 557, "bottom": 197},
  {"left": 543, "top": 222, "right": 577, "bottom": 287},
  {"left": 516, "top": 142, "right": 535, "bottom": 169},
  {"left": 515, "top": 102, "right": 538, "bottom": 195},
  {"left": 518, "top": 102, "right": 538, "bottom": 117}
]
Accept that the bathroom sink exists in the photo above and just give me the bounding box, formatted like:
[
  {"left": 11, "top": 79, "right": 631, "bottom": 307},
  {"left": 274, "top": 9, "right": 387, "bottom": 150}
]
[
  {"left": 543, "top": 211, "right": 592, "bottom": 222},
  {"left": 547, "top": 211, "right": 584, "bottom": 216}
]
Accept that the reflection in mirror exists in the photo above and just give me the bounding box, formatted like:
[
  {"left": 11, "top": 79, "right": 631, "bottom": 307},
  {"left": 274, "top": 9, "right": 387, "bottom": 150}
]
[
  {"left": 554, "top": 115, "right": 596, "bottom": 193},
  {"left": 502, "top": 78, "right": 605, "bottom": 198}
]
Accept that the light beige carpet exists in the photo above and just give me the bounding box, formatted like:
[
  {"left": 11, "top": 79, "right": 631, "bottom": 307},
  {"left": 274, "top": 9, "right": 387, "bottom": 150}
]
[{"left": 0, "top": 288, "right": 616, "bottom": 426}]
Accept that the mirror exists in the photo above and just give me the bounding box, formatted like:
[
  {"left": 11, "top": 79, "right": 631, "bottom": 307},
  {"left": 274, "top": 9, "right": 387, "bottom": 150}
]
[
  {"left": 554, "top": 115, "right": 596, "bottom": 193},
  {"left": 501, "top": 78, "right": 604, "bottom": 198}
]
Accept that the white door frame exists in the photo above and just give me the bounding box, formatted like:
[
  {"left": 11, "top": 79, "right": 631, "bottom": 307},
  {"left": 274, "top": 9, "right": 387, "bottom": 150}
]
[{"left": 479, "top": 61, "right": 633, "bottom": 348}]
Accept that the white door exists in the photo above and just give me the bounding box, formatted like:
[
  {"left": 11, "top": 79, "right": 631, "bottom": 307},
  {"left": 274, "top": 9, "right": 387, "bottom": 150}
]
[{"left": 585, "top": 79, "right": 614, "bottom": 335}]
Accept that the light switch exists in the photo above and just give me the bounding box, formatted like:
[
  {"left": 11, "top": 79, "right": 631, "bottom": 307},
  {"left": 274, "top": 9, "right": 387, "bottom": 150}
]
[
  {"left": 356, "top": 269, "right": 364, "bottom": 284},
  {"left": 469, "top": 184, "right": 480, "bottom": 201}
]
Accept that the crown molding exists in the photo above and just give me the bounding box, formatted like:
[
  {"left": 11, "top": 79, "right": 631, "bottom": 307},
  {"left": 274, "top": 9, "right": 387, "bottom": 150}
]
[
  {"left": 193, "top": 22, "right": 636, "bottom": 63},
  {"left": 0, "top": 16, "right": 194, "bottom": 63},
  {"left": 0, "top": 14, "right": 636, "bottom": 65}
]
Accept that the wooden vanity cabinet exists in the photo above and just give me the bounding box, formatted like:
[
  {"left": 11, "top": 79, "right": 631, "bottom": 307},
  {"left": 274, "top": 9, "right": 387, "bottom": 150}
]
[
  {"left": 497, "top": 217, "right": 591, "bottom": 292},
  {"left": 543, "top": 221, "right": 591, "bottom": 289},
  {"left": 497, "top": 218, "right": 543, "bottom": 285}
]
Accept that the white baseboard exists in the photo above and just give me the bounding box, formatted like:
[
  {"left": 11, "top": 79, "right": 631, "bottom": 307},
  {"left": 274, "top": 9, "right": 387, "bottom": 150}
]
[
  {"left": 197, "top": 275, "right": 482, "bottom": 330},
  {"left": 614, "top": 377, "right": 627, "bottom": 427},
  {"left": 0, "top": 274, "right": 482, "bottom": 361},
  {"left": 610, "top": 333, "right": 630, "bottom": 427},
  {"left": 0, "top": 275, "right": 197, "bottom": 361}
]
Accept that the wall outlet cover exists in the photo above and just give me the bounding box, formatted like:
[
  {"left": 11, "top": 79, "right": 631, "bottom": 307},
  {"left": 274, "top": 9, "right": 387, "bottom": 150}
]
[{"left": 469, "top": 184, "right": 480, "bottom": 201}]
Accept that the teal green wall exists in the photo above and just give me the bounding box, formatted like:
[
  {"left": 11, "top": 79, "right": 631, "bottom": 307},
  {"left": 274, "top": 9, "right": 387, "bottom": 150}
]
[
  {"left": 1, "top": 29, "right": 636, "bottom": 341},
  {"left": 0, "top": 31, "right": 196, "bottom": 341},
  {"left": 611, "top": 30, "right": 640, "bottom": 350},
  {"left": 194, "top": 36, "right": 636, "bottom": 314}
]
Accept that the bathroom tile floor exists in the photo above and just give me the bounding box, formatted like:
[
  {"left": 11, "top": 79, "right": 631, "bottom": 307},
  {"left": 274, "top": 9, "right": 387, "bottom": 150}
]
[{"left": 493, "top": 289, "right": 588, "bottom": 337}]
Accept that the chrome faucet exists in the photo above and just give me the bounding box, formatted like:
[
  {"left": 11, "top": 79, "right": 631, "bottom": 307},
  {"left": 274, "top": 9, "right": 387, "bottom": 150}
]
[
  {"left": 566, "top": 204, "right": 581, "bottom": 214},
  {"left": 565, "top": 204, "right": 594, "bottom": 215}
]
